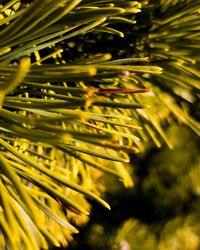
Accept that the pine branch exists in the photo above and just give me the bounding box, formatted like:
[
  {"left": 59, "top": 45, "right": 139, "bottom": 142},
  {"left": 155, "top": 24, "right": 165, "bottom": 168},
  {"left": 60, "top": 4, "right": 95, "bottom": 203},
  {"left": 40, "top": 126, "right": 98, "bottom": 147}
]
[{"left": 0, "top": 0, "right": 199, "bottom": 249}]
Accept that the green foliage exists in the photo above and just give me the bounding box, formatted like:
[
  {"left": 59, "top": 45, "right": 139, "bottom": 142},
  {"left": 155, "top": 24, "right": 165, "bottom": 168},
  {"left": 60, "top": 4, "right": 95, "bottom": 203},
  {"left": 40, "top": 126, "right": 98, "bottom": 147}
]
[
  {"left": 142, "top": 126, "right": 200, "bottom": 212},
  {"left": 0, "top": 0, "right": 199, "bottom": 249}
]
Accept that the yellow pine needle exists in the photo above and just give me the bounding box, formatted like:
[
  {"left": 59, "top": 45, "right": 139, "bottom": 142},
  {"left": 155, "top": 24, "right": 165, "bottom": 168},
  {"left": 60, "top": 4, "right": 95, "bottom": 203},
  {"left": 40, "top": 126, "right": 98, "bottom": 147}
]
[
  {"left": 0, "top": 57, "right": 30, "bottom": 106},
  {"left": 0, "top": 47, "right": 11, "bottom": 56}
]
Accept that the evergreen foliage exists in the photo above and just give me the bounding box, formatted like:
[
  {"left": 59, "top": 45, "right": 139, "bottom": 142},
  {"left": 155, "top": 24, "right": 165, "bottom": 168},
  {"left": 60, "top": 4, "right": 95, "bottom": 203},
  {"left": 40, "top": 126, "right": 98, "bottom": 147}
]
[{"left": 0, "top": 0, "right": 199, "bottom": 249}]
